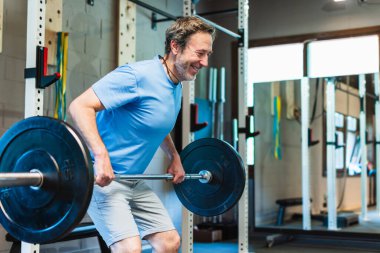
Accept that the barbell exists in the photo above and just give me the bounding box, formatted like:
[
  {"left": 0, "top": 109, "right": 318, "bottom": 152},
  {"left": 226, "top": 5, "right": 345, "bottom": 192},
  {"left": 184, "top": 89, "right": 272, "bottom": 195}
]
[{"left": 0, "top": 116, "right": 245, "bottom": 244}]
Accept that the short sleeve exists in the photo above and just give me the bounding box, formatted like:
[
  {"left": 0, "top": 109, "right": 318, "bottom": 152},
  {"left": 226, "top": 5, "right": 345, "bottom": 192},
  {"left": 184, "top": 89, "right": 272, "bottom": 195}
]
[{"left": 92, "top": 65, "right": 139, "bottom": 110}]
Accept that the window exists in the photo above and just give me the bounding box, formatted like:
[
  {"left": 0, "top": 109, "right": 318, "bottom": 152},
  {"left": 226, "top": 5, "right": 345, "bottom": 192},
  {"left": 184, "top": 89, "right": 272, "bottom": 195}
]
[{"left": 307, "top": 35, "right": 379, "bottom": 78}]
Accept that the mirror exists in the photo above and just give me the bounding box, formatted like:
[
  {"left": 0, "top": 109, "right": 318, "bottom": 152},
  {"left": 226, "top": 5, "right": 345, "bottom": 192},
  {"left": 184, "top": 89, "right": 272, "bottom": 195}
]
[
  {"left": 249, "top": 34, "right": 380, "bottom": 236},
  {"left": 253, "top": 79, "right": 304, "bottom": 230}
]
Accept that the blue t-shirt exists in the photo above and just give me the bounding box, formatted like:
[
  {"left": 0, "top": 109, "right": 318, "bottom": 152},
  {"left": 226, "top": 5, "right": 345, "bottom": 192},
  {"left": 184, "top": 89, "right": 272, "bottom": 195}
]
[{"left": 92, "top": 56, "right": 182, "bottom": 174}]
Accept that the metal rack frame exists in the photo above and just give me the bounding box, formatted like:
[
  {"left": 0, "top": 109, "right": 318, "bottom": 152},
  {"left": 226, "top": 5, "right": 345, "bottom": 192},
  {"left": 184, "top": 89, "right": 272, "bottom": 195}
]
[{"left": 23, "top": 1, "right": 250, "bottom": 252}]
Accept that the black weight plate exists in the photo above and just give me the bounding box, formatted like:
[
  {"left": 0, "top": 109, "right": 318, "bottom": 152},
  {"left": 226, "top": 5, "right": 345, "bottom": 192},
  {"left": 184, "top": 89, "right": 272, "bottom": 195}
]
[
  {"left": 0, "top": 116, "right": 93, "bottom": 244},
  {"left": 174, "top": 138, "right": 245, "bottom": 217}
]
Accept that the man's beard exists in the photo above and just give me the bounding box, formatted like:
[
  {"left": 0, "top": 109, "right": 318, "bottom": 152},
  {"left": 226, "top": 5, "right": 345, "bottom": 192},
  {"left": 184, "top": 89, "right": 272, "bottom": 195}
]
[{"left": 174, "top": 61, "right": 197, "bottom": 81}]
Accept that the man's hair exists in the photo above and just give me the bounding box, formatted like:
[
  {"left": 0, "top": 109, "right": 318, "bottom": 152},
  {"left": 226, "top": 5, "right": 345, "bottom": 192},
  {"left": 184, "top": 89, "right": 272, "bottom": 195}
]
[{"left": 165, "top": 16, "right": 216, "bottom": 54}]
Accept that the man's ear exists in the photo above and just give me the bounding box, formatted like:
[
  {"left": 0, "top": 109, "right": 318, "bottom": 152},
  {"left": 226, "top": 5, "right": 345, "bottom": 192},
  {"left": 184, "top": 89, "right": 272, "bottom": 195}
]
[{"left": 170, "top": 40, "right": 180, "bottom": 55}]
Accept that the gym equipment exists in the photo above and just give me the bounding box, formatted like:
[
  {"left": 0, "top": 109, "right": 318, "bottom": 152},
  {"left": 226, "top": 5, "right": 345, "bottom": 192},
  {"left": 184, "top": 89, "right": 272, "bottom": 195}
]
[
  {"left": 175, "top": 138, "right": 245, "bottom": 216},
  {"left": 275, "top": 198, "right": 308, "bottom": 226},
  {"left": 0, "top": 116, "right": 245, "bottom": 244},
  {"left": 0, "top": 116, "right": 93, "bottom": 244}
]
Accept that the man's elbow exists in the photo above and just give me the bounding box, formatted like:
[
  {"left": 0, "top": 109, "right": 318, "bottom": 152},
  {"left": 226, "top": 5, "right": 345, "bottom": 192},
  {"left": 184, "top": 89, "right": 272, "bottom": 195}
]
[{"left": 67, "top": 99, "right": 79, "bottom": 119}]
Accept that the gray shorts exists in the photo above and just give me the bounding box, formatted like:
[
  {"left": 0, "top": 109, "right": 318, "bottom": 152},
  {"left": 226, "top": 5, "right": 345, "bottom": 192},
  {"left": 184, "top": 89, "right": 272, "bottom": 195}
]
[{"left": 87, "top": 180, "right": 176, "bottom": 247}]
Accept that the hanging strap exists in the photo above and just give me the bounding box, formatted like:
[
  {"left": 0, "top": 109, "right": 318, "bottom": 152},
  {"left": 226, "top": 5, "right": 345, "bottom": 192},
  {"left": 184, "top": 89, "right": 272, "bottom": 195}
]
[
  {"left": 285, "top": 80, "right": 296, "bottom": 119},
  {"left": 54, "top": 32, "right": 68, "bottom": 120},
  {"left": 273, "top": 96, "right": 282, "bottom": 160}
]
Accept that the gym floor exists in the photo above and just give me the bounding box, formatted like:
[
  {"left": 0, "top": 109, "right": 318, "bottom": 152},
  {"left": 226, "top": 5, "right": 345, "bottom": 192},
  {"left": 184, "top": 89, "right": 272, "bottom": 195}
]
[
  {"left": 38, "top": 236, "right": 380, "bottom": 253},
  {"left": 34, "top": 226, "right": 380, "bottom": 252},
  {"left": 192, "top": 236, "right": 380, "bottom": 253}
]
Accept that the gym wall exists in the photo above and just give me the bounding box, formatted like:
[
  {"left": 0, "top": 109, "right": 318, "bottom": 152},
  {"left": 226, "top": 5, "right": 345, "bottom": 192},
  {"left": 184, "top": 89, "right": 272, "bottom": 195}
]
[{"left": 0, "top": 0, "right": 26, "bottom": 137}]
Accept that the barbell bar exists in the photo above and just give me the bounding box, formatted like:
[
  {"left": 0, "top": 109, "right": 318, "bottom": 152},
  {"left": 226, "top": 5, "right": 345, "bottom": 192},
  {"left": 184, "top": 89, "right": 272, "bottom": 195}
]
[
  {"left": 115, "top": 170, "right": 212, "bottom": 183},
  {"left": 0, "top": 170, "right": 213, "bottom": 188},
  {"left": 0, "top": 116, "right": 246, "bottom": 244}
]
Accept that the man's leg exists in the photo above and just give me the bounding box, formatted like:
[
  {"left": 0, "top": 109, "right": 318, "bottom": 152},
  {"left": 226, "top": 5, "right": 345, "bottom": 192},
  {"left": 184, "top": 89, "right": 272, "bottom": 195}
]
[
  {"left": 110, "top": 236, "right": 142, "bottom": 253},
  {"left": 131, "top": 180, "right": 179, "bottom": 253},
  {"left": 145, "top": 230, "right": 181, "bottom": 253},
  {"left": 88, "top": 181, "right": 141, "bottom": 249}
]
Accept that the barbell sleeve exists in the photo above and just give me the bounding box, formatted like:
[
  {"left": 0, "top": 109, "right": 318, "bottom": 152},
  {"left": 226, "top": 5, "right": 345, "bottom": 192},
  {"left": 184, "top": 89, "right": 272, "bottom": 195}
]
[{"left": 0, "top": 171, "right": 43, "bottom": 187}]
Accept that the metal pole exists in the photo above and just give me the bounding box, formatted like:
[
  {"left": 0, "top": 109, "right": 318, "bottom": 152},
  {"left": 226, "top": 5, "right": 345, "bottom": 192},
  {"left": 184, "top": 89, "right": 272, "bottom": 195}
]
[
  {"left": 0, "top": 170, "right": 212, "bottom": 188},
  {"left": 326, "top": 77, "right": 337, "bottom": 230},
  {"left": 0, "top": 172, "right": 42, "bottom": 187},
  {"left": 374, "top": 73, "right": 380, "bottom": 215},
  {"left": 194, "top": 14, "right": 241, "bottom": 39},
  {"left": 25, "top": 0, "right": 45, "bottom": 118},
  {"left": 127, "top": 0, "right": 177, "bottom": 21},
  {"left": 119, "top": 0, "right": 136, "bottom": 66},
  {"left": 209, "top": 68, "right": 216, "bottom": 138},
  {"left": 238, "top": 0, "right": 250, "bottom": 252},
  {"left": 23, "top": 0, "right": 47, "bottom": 251},
  {"left": 181, "top": 1, "right": 195, "bottom": 251},
  {"left": 115, "top": 170, "right": 212, "bottom": 183},
  {"left": 232, "top": 119, "right": 239, "bottom": 150},
  {"left": 359, "top": 74, "right": 368, "bottom": 220},
  {"left": 212, "top": 68, "right": 218, "bottom": 137},
  {"left": 217, "top": 67, "right": 226, "bottom": 140},
  {"left": 129, "top": 0, "right": 241, "bottom": 40},
  {"left": 154, "top": 9, "right": 238, "bottom": 23},
  {"left": 117, "top": 174, "right": 200, "bottom": 180},
  {"left": 301, "top": 77, "right": 311, "bottom": 230}
]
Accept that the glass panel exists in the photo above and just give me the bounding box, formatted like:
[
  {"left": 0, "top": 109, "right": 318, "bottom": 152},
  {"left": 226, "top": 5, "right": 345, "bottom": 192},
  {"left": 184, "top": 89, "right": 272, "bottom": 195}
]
[
  {"left": 253, "top": 80, "right": 303, "bottom": 230},
  {"left": 248, "top": 43, "right": 304, "bottom": 83},
  {"left": 335, "top": 130, "right": 344, "bottom": 169},
  {"left": 308, "top": 35, "right": 379, "bottom": 77},
  {"left": 250, "top": 35, "right": 380, "bottom": 237},
  {"left": 346, "top": 131, "right": 360, "bottom": 176}
]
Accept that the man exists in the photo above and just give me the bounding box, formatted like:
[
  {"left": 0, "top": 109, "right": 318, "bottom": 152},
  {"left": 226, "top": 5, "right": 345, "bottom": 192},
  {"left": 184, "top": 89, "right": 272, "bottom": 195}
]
[{"left": 68, "top": 16, "right": 215, "bottom": 253}]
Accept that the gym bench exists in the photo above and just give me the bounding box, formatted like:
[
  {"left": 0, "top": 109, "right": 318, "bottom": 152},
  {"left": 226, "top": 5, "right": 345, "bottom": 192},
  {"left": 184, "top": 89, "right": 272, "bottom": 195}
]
[
  {"left": 5, "top": 222, "right": 110, "bottom": 253},
  {"left": 275, "top": 197, "right": 311, "bottom": 226}
]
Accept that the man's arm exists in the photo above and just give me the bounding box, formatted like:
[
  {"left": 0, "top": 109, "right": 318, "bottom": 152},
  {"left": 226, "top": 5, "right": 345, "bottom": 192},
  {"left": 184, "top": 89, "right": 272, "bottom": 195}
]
[
  {"left": 160, "top": 134, "right": 185, "bottom": 184},
  {"left": 68, "top": 88, "right": 114, "bottom": 186}
]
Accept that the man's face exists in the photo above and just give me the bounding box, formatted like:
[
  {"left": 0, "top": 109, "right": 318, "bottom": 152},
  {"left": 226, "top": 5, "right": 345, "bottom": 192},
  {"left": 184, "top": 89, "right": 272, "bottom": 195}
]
[{"left": 173, "top": 32, "right": 213, "bottom": 82}]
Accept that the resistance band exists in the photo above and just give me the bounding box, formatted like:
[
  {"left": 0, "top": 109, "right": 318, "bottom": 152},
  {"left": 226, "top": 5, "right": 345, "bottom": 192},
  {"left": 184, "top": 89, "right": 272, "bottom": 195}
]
[
  {"left": 54, "top": 32, "right": 69, "bottom": 120},
  {"left": 273, "top": 96, "right": 282, "bottom": 160}
]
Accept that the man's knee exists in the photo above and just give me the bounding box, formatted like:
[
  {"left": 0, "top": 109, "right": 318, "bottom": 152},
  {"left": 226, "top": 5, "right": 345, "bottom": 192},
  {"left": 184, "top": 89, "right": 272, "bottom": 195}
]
[
  {"left": 157, "top": 235, "right": 180, "bottom": 252},
  {"left": 110, "top": 236, "right": 142, "bottom": 253},
  {"left": 148, "top": 230, "right": 181, "bottom": 253},
  {"left": 166, "top": 232, "right": 181, "bottom": 251}
]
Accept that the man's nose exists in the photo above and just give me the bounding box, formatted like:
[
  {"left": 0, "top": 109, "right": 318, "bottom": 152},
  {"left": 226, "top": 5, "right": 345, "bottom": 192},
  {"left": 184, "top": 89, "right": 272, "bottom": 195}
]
[{"left": 199, "top": 56, "right": 209, "bottom": 67}]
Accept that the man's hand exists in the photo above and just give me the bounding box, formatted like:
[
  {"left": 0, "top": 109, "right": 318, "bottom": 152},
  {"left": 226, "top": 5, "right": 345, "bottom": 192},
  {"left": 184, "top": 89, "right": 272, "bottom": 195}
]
[
  {"left": 167, "top": 154, "right": 185, "bottom": 184},
  {"left": 160, "top": 134, "right": 185, "bottom": 184},
  {"left": 94, "top": 152, "right": 115, "bottom": 187}
]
